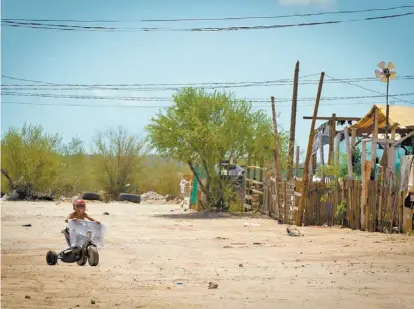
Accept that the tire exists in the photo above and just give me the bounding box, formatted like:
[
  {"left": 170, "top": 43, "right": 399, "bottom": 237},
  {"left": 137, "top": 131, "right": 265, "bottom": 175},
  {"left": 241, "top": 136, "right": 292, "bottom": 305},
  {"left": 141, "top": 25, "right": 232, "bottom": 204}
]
[
  {"left": 81, "top": 192, "right": 101, "bottom": 201},
  {"left": 76, "top": 250, "right": 88, "bottom": 266},
  {"left": 119, "top": 193, "right": 141, "bottom": 204},
  {"left": 87, "top": 246, "right": 99, "bottom": 266},
  {"left": 46, "top": 250, "right": 58, "bottom": 265}
]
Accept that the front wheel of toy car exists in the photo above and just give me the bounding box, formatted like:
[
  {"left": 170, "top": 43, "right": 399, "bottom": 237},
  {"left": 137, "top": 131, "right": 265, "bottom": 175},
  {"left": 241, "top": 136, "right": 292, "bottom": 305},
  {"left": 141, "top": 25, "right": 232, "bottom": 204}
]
[{"left": 87, "top": 246, "right": 99, "bottom": 266}]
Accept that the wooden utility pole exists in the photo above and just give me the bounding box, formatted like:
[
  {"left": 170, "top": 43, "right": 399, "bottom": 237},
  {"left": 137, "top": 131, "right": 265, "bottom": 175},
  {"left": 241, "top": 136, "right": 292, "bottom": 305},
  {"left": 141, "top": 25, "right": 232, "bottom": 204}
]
[
  {"left": 296, "top": 72, "right": 325, "bottom": 226},
  {"left": 287, "top": 61, "right": 299, "bottom": 180},
  {"left": 271, "top": 96, "right": 282, "bottom": 182}
]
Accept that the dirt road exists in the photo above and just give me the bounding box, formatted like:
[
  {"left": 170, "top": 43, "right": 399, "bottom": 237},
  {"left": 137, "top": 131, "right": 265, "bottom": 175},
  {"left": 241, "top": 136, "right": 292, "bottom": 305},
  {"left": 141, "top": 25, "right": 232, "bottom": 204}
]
[{"left": 1, "top": 201, "right": 413, "bottom": 309}]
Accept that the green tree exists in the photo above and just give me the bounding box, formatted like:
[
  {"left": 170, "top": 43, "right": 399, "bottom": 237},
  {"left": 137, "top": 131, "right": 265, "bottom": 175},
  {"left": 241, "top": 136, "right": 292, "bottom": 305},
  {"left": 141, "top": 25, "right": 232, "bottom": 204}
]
[
  {"left": 92, "top": 126, "right": 145, "bottom": 198},
  {"left": 1, "top": 123, "right": 62, "bottom": 193},
  {"left": 53, "top": 137, "right": 88, "bottom": 196},
  {"left": 146, "top": 88, "right": 287, "bottom": 208}
]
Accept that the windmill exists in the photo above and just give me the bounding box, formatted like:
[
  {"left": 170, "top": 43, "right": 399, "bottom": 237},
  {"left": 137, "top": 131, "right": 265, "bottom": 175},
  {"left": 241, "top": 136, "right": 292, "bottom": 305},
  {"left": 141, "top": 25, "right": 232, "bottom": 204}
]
[
  {"left": 375, "top": 61, "right": 397, "bottom": 130},
  {"left": 375, "top": 61, "right": 397, "bottom": 170}
]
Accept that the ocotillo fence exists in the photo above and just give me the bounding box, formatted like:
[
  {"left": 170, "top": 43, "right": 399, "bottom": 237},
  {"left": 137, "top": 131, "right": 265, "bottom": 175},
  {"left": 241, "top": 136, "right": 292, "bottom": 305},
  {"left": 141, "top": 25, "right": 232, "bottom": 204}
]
[{"left": 244, "top": 168, "right": 412, "bottom": 233}]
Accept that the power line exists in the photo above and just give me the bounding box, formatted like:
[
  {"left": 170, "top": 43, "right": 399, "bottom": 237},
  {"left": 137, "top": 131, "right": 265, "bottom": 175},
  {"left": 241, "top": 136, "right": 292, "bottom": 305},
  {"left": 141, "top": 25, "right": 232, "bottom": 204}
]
[
  {"left": 2, "top": 11, "right": 413, "bottom": 32},
  {"left": 4, "top": 5, "right": 413, "bottom": 23},
  {"left": 325, "top": 74, "right": 414, "bottom": 105},
  {"left": 1, "top": 100, "right": 407, "bottom": 109},
  {"left": 2, "top": 91, "right": 414, "bottom": 103},
  {"left": 2, "top": 74, "right": 413, "bottom": 91}
]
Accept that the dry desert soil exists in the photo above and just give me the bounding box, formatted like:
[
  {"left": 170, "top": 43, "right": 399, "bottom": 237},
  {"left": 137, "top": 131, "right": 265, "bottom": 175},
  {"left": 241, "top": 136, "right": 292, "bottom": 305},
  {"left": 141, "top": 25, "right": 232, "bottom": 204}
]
[{"left": 1, "top": 200, "right": 414, "bottom": 309}]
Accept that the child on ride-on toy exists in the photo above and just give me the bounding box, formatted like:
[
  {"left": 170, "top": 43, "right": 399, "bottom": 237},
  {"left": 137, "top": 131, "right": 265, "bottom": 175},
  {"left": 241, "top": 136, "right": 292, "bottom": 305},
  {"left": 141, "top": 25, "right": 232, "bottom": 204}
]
[{"left": 63, "top": 199, "right": 100, "bottom": 247}]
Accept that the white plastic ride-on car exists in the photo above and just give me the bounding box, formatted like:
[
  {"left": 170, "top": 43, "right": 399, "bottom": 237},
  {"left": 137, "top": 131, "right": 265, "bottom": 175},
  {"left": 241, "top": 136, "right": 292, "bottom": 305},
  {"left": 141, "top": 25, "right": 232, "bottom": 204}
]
[{"left": 46, "top": 219, "right": 105, "bottom": 267}]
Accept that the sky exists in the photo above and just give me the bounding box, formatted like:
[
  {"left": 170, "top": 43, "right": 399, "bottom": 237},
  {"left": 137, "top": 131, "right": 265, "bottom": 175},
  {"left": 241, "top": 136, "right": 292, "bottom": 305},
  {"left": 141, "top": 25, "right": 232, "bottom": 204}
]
[{"left": 1, "top": 0, "right": 414, "bottom": 157}]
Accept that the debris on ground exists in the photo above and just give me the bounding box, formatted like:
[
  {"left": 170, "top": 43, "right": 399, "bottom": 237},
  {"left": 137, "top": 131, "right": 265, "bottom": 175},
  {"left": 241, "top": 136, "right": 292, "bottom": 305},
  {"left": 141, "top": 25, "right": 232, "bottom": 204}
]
[
  {"left": 287, "top": 225, "right": 303, "bottom": 237},
  {"left": 103, "top": 212, "right": 110, "bottom": 215},
  {"left": 208, "top": 282, "right": 218, "bottom": 289},
  {"left": 91, "top": 299, "right": 96, "bottom": 304},
  {"left": 244, "top": 222, "right": 260, "bottom": 227},
  {"left": 140, "top": 191, "right": 166, "bottom": 202},
  {"left": 22, "top": 224, "right": 32, "bottom": 227},
  {"left": 0, "top": 173, "right": 54, "bottom": 201}
]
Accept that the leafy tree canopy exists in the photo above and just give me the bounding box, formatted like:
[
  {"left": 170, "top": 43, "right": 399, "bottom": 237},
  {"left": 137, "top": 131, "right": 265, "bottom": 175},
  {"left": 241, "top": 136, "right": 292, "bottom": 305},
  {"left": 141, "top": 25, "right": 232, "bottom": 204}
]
[{"left": 146, "top": 88, "right": 288, "bottom": 208}]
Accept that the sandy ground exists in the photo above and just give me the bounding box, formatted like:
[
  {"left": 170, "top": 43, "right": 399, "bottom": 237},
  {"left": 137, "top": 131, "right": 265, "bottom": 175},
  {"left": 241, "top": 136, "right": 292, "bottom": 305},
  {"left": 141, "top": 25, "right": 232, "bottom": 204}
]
[{"left": 1, "top": 201, "right": 414, "bottom": 309}]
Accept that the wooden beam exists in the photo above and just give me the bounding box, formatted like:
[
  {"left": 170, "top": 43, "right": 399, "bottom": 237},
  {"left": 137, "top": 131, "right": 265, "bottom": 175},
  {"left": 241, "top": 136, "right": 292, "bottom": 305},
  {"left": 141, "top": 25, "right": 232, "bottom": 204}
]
[
  {"left": 287, "top": 61, "right": 299, "bottom": 181},
  {"left": 297, "top": 72, "right": 325, "bottom": 226},
  {"left": 361, "top": 131, "right": 414, "bottom": 146},
  {"left": 394, "top": 131, "right": 414, "bottom": 146},
  {"left": 303, "top": 116, "right": 361, "bottom": 121}
]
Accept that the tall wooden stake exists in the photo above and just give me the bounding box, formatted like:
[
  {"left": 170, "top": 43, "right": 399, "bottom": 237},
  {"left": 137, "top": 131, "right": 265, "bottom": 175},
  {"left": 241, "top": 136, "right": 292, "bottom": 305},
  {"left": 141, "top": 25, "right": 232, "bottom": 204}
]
[
  {"left": 287, "top": 61, "right": 299, "bottom": 180},
  {"left": 271, "top": 96, "right": 282, "bottom": 182},
  {"left": 296, "top": 72, "right": 325, "bottom": 226}
]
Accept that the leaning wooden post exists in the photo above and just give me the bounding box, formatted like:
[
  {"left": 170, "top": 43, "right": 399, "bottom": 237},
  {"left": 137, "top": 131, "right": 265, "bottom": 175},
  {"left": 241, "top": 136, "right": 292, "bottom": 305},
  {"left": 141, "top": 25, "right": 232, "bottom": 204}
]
[
  {"left": 296, "top": 72, "right": 325, "bottom": 226},
  {"left": 370, "top": 107, "right": 378, "bottom": 180},
  {"left": 287, "top": 61, "right": 300, "bottom": 181},
  {"left": 271, "top": 96, "right": 282, "bottom": 218},
  {"left": 271, "top": 96, "right": 282, "bottom": 182}
]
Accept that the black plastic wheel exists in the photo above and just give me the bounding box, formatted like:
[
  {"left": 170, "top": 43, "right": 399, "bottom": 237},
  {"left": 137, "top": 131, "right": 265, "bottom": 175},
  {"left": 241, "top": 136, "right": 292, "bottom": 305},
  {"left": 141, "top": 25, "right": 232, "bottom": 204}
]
[
  {"left": 46, "top": 250, "right": 58, "bottom": 265},
  {"left": 76, "top": 250, "right": 88, "bottom": 266},
  {"left": 87, "top": 246, "right": 99, "bottom": 266}
]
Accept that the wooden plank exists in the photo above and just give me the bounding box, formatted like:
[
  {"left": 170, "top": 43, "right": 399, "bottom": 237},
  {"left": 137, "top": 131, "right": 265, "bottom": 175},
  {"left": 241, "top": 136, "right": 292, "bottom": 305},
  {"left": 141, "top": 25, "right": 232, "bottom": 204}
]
[
  {"left": 370, "top": 108, "right": 378, "bottom": 180},
  {"left": 327, "top": 114, "right": 336, "bottom": 164},
  {"left": 295, "top": 145, "right": 300, "bottom": 178},
  {"left": 245, "top": 178, "right": 265, "bottom": 185},
  {"left": 344, "top": 126, "right": 353, "bottom": 179},
  {"left": 378, "top": 167, "right": 384, "bottom": 227},
  {"left": 360, "top": 141, "right": 367, "bottom": 230},
  {"left": 335, "top": 131, "right": 341, "bottom": 169},
  {"left": 389, "top": 127, "right": 397, "bottom": 173},
  {"left": 246, "top": 165, "right": 266, "bottom": 170},
  {"left": 303, "top": 116, "right": 361, "bottom": 121},
  {"left": 251, "top": 189, "right": 264, "bottom": 195}
]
